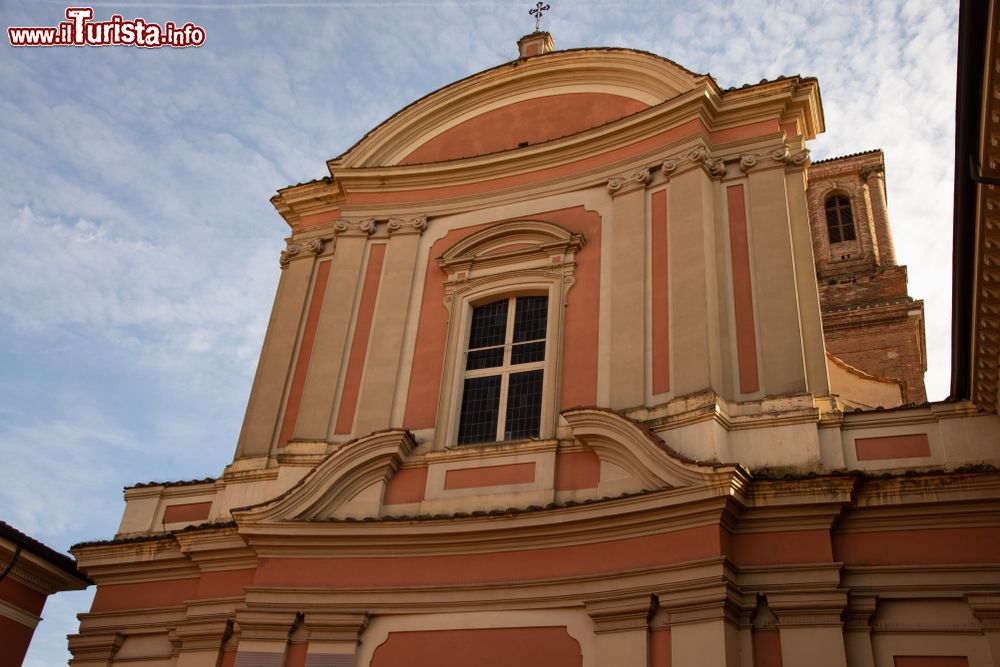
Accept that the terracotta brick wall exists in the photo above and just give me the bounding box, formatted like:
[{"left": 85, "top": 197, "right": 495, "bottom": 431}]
[{"left": 808, "top": 153, "right": 928, "bottom": 404}]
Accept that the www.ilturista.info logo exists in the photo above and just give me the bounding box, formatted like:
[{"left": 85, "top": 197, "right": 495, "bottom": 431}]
[{"left": 8, "top": 7, "right": 206, "bottom": 48}]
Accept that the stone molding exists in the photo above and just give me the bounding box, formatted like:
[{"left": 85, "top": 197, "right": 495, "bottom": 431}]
[
  {"left": 0, "top": 597, "right": 41, "bottom": 629},
  {"left": 607, "top": 167, "right": 652, "bottom": 196}
]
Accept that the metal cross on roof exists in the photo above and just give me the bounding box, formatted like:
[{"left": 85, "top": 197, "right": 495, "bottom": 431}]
[{"left": 530, "top": 2, "right": 550, "bottom": 32}]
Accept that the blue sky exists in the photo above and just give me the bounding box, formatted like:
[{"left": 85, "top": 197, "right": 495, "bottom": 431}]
[{"left": 1, "top": 1, "right": 958, "bottom": 664}]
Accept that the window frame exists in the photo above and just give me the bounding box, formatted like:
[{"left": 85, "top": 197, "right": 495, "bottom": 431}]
[
  {"left": 433, "top": 220, "right": 585, "bottom": 451},
  {"left": 824, "top": 191, "right": 857, "bottom": 245},
  {"left": 457, "top": 292, "right": 552, "bottom": 445}
]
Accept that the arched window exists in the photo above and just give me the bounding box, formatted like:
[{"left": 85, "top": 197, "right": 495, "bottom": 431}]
[
  {"left": 435, "top": 220, "right": 585, "bottom": 448},
  {"left": 457, "top": 295, "right": 548, "bottom": 444},
  {"left": 825, "top": 193, "right": 856, "bottom": 243}
]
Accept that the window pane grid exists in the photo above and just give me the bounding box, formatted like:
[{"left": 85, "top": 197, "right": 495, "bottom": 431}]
[
  {"left": 511, "top": 340, "right": 545, "bottom": 365},
  {"left": 825, "top": 195, "right": 856, "bottom": 243},
  {"left": 467, "top": 300, "right": 508, "bottom": 349},
  {"left": 512, "top": 296, "right": 548, "bottom": 343},
  {"left": 457, "top": 296, "right": 549, "bottom": 445},
  {"left": 504, "top": 370, "right": 544, "bottom": 440},
  {"left": 457, "top": 375, "right": 502, "bottom": 444},
  {"left": 466, "top": 346, "right": 504, "bottom": 370}
]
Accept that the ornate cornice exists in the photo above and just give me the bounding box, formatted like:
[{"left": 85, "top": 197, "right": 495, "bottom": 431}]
[
  {"left": 607, "top": 167, "right": 652, "bottom": 196},
  {"left": 975, "top": 198, "right": 1000, "bottom": 412},
  {"left": 661, "top": 145, "right": 725, "bottom": 180},
  {"left": 270, "top": 178, "right": 343, "bottom": 229},
  {"left": 387, "top": 214, "right": 428, "bottom": 235},
  {"left": 279, "top": 237, "right": 327, "bottom": 269}
]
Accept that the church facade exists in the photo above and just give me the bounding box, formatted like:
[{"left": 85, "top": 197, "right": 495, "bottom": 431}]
[{"left": 69, "top": 31, "right": 1000, "bottom": 667}]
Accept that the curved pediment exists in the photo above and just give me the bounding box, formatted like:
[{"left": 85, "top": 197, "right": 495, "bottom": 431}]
[
  {"left": 336, "top": 49, "right": 710, "bottom": 168},
  {"left": 437, "top": 220, "right": 585, "bottom": 272},
  {"left": 233, "top": 430, "right": 416, "bottom": 522},
  {"left": 561, "top": 407, "right": 729, "bottom": 489}
]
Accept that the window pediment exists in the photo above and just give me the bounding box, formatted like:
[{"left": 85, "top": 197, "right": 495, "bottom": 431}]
[{"left": 437, "top": 221, "right": 585, "bottom": 278}]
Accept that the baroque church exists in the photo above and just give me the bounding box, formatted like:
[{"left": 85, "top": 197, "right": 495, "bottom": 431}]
[{"left": 65, "top": 22, "right": 1000, "bottom": 667}]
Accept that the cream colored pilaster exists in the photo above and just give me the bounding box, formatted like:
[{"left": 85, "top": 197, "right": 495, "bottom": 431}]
[
  {"left": 67, "top": 631, "right": 124, "bottom": 667},
  {"left": 585, "top": 595, "right": 654, "bottom": 667},
  {"left": 661, "top": 584, "right": 740, "bottom": 667},
  {"left": 736, "top": 596, "right": 755, "bottom": 667},
  {"left": 606, "top": 169, "right": 651, "bottom": 409},
  {"left": 354, "top": 216, "right": 426, "bottom": 435},
  {"left": 232, "top": 609, "right": 298, "bottom": 666},
  {"left": 305, "top": 611, "right": 370, "bottom": 664},
  {"left": 968, "top": 594, "right": 1000, "bottom": 665},
  {"left": 235, "top": 240, "right": 323, "bottom": 458},
  {"left": 174, "top": 619, "right": 232, "bottom": 667},
  {"left": 842, "top": 594, "right": 877, "bottom": 667},
  {"left": 294, "top": 220, "right": 374, "bottom": 440},
  {"left": 743, "top": 159, "right": 808, "bottom": 395},
  {"left": 666, "top": 165, "right": 724, "bottom": 397},
  {"left": 785, "top": 161, "right": 830, "bottom": 396},
  {"left": 769, "top": 591, "right": 847, "bottom": 667}
]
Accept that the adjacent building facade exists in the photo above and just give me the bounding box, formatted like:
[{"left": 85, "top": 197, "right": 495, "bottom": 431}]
[
  {"left": 0, "top": 521, "right": 90, "bottom": 667},
  {"left": 70, "top": 29, "right": 1000, "bottom": 667}
]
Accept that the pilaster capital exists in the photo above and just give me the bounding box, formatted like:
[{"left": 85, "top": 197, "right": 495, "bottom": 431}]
[
  {"left": 740, "top": 143, "right": 810, "bottom": 173},
  {"left": 658, "top": 582, "right": 742, "bottom": 626},
  {"left": 387, "top": 214, "right": 428, "bottom": 235},
  {"left": 334, "top": 217, "right": 377, "bottom": 237},
  {"left": 861, "top": 165, "right": 886, "bottom": 182},
  {"left": 767, "top": 590, "right": 847, "bottom": 628},
  {"left": 234, "top": 608, "right": 300, "bottom": 641},
  {"left": 585, "top": 594, "right": 656, "bottom": 634},
  {"left": 306, "top": 611, "right": 370, "bottom": 644},
  {"left": 607, "top": 167, "right": 652, "bottom": 196},
  {"left": 967, "top": 593, "right": 1000, "bottom": 630},
  {"left": 279, "top": 237, "right": 329, "bottom": 268},
  {"left": 68, "top": 631, "right": 125, "bottom": 662},
  {"left": 843, "top": 594, "right": 878, "bottom": 632},
  {"left": 173, "top": 618, "right": 234, "bottom": 652},
  {"left": 661, "top": 144, "right": 726, "bottom": 181}
]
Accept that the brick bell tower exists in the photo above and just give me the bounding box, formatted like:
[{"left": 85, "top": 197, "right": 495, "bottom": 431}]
[{"left": 807, "top": 149, "right": 927, "bottom": 404}]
